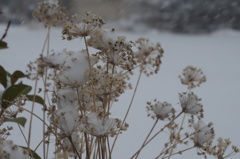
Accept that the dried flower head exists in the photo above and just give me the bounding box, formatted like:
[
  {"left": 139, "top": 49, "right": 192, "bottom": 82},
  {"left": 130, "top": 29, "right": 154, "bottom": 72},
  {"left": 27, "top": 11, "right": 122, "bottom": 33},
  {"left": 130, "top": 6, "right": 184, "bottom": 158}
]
[
  {"left": 203, "top": 137, "right": 240, "bottom": 158},
  {"left": 134, "top": 38, "right": 164, "bottom": 76},
  {"left": 88, "top": 68, "right": 128, "bottom": 102},
  {"left": 56, "top": 88, "right": 78, "bottom": 109},
  {"left": 60, "top": 132, "right": 82, "bottom": 155},
  {"left": 192, "top": 120, "right": 214, "bottom": 147},
  {"left": 88, "top": 28, "right": 135, "bottom": 70},
  {"left": 33, "top": 0, "right": 67, "bottom": 27},
  {"left": 62, "top": 12, "right": 105, "bottom": 40},
  {"left": 55, "top": 107, "right": 80, "bottom": 136},
  {"left": 44, "top": 49, "right": 97, "bottom": 87},
  {"left": 179, "top": 92, "right": 203, "bottom": 115},
  {"left": 83, "top": 112, "right": 120, "bottom": 137},
  {"left": 179, "top": 66, "right": 206, "bottom": 89},
  {"left": 147, "top": 101, "right": 174, "bottom": 120}
]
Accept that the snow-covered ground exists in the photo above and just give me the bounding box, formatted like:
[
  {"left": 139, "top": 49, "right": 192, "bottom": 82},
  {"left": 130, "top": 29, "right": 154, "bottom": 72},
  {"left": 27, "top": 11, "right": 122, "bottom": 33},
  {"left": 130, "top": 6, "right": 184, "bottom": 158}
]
[{"left": 1, "top": 24, "right": 240, "bottom": 159}]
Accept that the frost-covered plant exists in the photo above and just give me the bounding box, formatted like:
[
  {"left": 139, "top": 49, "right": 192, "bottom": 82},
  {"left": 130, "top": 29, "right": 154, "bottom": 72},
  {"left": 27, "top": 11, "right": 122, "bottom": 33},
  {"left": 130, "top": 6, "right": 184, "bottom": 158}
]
[{"left": 0, "top": 0, "right": 239, "bottom": 159}]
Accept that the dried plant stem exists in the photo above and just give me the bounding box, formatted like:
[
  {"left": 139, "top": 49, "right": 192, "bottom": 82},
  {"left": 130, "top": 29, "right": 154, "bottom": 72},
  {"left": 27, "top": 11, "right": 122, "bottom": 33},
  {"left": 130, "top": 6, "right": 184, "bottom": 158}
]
[
  {"left": 68, "top": 136, "right": 82, "bottom": 159},
  {"left": 161, "top": 146, "right": 195, "bottom": 159},
  {"left": 167, "top": 113, "right": 186, "bottom": 159},
  {"left": 107, "top": 137, "right": 112, "bottom": 159},
  {"left": 135, "top": 119, "right": 159, "bottom": 158},
  {"left": 83, "top": 36, "right": 98, "bottom": 111},
  {"left": 84, "top": 133, "right": 90, "bottom": 159},
  {"left": 111, "top": 71, "right": 143, "bottom": 153},
  {"left": 42, "top": 26, "right": 51, "bottom": 159},
  {"left": 16, "top": 121, "right": 28, "bottom": 144},
  {"left": 84, "top": 36, "right": 92, "bottom": 75},
  {"left": 28, "top": 26, "right": 51, "bottom": 159},
  {"left": 21, "top": 107, "right": 49, "bottom": 126},
  {"left": 16, "top": 119, "right": 35, "bottom": 158},
  {"left": 130, "top": 111, "right": 183, "bottom": 159}
]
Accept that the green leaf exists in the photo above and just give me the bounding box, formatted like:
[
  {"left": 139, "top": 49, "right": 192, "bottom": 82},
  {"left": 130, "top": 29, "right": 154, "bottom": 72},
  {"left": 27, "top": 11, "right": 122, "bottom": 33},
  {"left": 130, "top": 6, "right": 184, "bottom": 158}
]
[
  {"left": 0, "top": 40, "right": 8, "bottom": 49},
  {"left": 2, "top": 84, "right": 32, "bottom": 108},
  {"left": 18, "top": 146, "right": 41, "bottom": 159},
  {"left": 4, "top": 117, "right": 27, "bottom": 127},
  {"left": 26, "top": 95, "right": 45, "bottom": 107},
  {"left": 0, "top": 65, "right": 7, "bottom": 88},
  {"left": 11, "top": 70, "right": 26, "bottom": 85}
]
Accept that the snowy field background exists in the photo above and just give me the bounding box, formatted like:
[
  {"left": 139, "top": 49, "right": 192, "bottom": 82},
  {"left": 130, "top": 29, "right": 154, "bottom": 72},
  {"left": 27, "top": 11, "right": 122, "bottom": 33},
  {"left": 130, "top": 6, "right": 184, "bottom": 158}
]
[{"left": 0, "top": 23, "right": 240, "bottom": 159}]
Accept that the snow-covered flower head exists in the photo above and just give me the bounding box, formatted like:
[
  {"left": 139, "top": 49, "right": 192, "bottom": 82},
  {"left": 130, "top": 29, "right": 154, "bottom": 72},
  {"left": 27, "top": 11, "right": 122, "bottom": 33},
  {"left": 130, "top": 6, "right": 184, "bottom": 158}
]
[
  {"left": 179, "top": 92, "right": 203, "bottom": 115},
  {"left": 62, "top": 12, "right": 105, "bottom": 40},
  {"left": 179, "top": 66, "right": 206, "bottom": 89},
  {"left": 56, "top": 88, "right": 78, "bottom": 109},
  {"left": 60, "top": 132, "right": 81, "bottom": 155},
  {"left": 56, "top": 106, "right": 80, "bottom": 136},
  {"left": 83, "top": 112, "right": 120, "bottom": 137},
  {"left": 147, "top": 101, "right": 174, "bottom": 120},
  {"left": 33, "top": 0, "right": 66, "bottom": 27},
  {"left": 44, "top": 49, "right": 97, "bottom": 86},
  {"left": 0, "top": 139, "right": 28, "bottom": 159},
  {"left": 192, "top": 120, "right": 214, "bottom": 147},
  {"left": 134, "top": 38, "right": 164, "bottom": 76},
  {"left": 88, "top": 28, "right": 135, "bottom": 70}
]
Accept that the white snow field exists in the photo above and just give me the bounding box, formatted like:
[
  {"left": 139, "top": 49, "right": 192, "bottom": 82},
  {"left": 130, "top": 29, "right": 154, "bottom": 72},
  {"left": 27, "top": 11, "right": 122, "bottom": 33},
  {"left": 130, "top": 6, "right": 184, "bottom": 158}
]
[{"left": 0, "top": 24, "right": 240, "bottom": 159}]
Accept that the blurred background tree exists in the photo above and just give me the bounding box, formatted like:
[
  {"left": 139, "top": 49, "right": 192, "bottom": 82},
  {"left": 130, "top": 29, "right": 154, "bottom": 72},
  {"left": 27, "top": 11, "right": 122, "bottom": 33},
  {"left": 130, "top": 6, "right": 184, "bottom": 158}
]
[{"left": 0, "top": 0, "right": 240, "bottom": 33}]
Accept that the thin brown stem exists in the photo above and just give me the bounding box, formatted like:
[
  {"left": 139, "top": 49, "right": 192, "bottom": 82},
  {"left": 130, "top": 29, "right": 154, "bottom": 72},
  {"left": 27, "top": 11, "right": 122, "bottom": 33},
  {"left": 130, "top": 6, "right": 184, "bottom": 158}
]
[
  {"left": 130, "top": 111, "right": 183, "bottom": 159},
  {"left": 167, "top": 113, "right": 186, "bottom": 159},
  {"left": 42, "top": 25, "right": 51, "bottom": 159},
  {"left": 135, "top": 119, "right": 159, "bottom": 158},
  {"left": 27, "top": 25, "right": 51, "bottom": 158},
  {"left": 68, "top": 136, "right": 82, "bottom": 159},
  {"left": 111, "top": 71, "right": 143, "bottom": 154},
  {"left": 160, "top": 146, "right": 195, "bottom": 159},
  {"left": 83, "top": 36, "right": 92, "bottom": 76},
  {"left": 84, "top": 133, "right": 90, "bottom": 159}
]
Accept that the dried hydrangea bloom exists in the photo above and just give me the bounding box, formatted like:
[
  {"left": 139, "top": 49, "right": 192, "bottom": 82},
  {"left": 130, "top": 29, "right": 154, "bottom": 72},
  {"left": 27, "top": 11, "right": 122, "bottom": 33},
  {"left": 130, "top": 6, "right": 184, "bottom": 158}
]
[
  {"left": 179, "top": 66, "right": 206, "bottom": 89},
  {"left": 32, "top": 0, "right": 66, "bottom": 27},
  {"left": 62, "top": 12, "right": 105, "bottom": 40},
  {"left": 83, "top": 112, "right": 120, "bottom": 137},
  {"left": 147, "top": 101, "right": 174, "bottom": 120},
  {"left": 56, "top": 106, "right": 80, "bottom": 136},
  {"left": 133, "top": 38, "right": 164, "bottom": 76},
  {"left": 88, "top": 28, "right": 135, "bottom": 70},
  {"left": 179, "top": 92, "right": 203, "bottom": 115},
  {"left": 0, "top": 139, "right": 28, "bottom": 159},
  {"left": 192, "top": 120, "right": 214, "bottom": 147}
]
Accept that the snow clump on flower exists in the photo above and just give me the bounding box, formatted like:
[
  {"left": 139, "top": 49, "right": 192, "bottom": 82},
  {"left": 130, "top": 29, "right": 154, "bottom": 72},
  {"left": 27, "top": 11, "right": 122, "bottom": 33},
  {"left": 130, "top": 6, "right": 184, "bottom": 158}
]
[
  {"left": 179, "top": 92, "right": 203, "bottom": 115},
  {"left": 44, "top": 49, "right": 97, "bottom": 86},
  {"left": 83, "top": 112, "right": 120, "bottom": 137},
  {"left": 56, "top": 106, "right": 80, "bottom": 136},
  {"left": 192, "top": 120, "right": 214, "bottom": 147},
  {"left": 0, "top": 139, "right": 28, "bottom": 159},
  {"left": 88, "top": 28, "right": 135, "bottom": 70},
  {"left": 147, "top": 101, "right": 174, "bottom": 120},
  {"left": 56, "top": 88, "right": 78, "bottom": 109}
]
